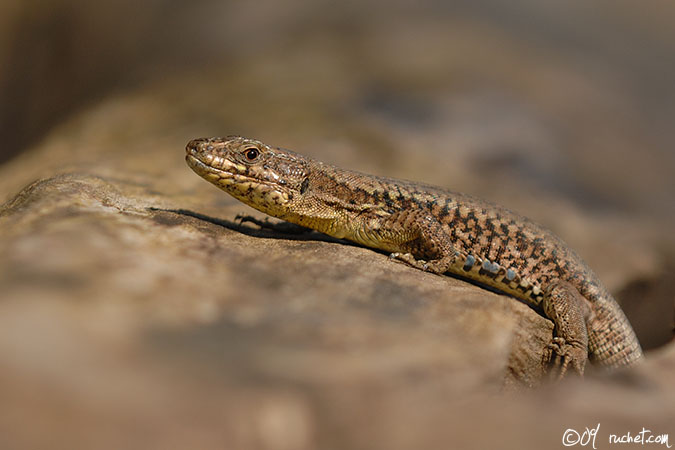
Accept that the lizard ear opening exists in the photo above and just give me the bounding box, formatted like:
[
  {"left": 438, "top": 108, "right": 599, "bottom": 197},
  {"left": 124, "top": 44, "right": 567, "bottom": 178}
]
[{"left": 300, "top": 178, "right": 310, "bottom": 194}]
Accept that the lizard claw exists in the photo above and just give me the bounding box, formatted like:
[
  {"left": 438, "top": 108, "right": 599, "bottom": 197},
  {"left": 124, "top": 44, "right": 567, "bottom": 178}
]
[
  {"left": 544, "top": 336, "right": 586, "bottom": 381},
  {"left": 389, "top": 253, "right": 435, "bottom": 272},
  {"left": 234, "top": 214, "right": 261, "bottom": 227}
]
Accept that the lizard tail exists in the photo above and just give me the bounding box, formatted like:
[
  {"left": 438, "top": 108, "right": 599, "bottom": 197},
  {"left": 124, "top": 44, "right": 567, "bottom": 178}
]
[{"left": 587, "top": 295, "right": 644, "bottom": 368}]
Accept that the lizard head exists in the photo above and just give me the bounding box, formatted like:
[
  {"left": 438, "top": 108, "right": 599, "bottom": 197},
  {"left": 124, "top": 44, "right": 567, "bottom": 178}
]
[{"left": 185, "top": 136, "right": 311, "bottom": 217}]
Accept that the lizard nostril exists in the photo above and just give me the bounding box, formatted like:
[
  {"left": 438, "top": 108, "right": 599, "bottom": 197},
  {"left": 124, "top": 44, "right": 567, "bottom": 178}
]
[{"left": 186, "top": 139, "right": 207, "bottom": 153}]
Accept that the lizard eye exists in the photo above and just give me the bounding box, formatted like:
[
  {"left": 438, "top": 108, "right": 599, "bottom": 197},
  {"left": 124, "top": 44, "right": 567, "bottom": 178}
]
[{"left": 244, "top": 147, "right": 260, "bottom": 161}]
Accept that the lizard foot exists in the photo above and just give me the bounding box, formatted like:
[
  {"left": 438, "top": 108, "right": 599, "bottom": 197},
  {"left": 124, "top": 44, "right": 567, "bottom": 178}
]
[
  {"left": 390, "top": 252, "right": 429, "bottom": 271},
  {"left": 389, "top": 253, "right": 453, "bottom": 274},
  {"left": 541, "top": 281, "right": 591, "bottom": 381},
  {"left": 544, "top": 336, "right": 587, "bottom": 380},
  {"left": 234, "top": 215, "right": 312, "bottom": 234}
]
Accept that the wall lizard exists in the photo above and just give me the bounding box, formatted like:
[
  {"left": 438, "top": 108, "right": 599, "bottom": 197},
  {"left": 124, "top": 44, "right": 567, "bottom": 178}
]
[{"left": 185, "top": 136, "right": 643, "bottom": 377}]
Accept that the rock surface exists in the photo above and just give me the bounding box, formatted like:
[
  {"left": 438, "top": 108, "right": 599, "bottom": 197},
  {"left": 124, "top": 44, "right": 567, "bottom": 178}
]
[
  {"left": 1, "top": 92, "right": 673, "bottom": 450},
  {"left": 1, "top": 2, "right": 675, "bottom": 449}
]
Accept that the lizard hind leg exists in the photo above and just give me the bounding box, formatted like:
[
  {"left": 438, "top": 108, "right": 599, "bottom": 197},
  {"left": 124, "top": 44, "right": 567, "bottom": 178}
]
[
  {"left": 387, "top": 212, "right": 458, "bottom": 275},
  {"left": 542, "top": 281, "right": 593, "bottom": 380}
]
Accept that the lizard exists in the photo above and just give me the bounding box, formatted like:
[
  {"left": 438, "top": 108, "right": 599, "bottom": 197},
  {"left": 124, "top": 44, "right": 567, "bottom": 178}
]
[{"left": 185, "top": 135, "right": 644, "bottom": 378}]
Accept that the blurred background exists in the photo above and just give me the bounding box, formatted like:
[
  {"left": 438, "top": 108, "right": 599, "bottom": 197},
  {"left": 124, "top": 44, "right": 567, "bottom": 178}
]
[
  {"left": 1, "top": 1, "right": 674, "bottom": 449},
  {"left": 2, "top": 0, "right": 675, "bottom": 218}
]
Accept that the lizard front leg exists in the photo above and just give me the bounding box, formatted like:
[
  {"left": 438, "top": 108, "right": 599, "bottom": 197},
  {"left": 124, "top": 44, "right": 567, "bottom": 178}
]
[
  {"left": 542, "top": 281, "right": 593, "bottom": 379},
  {"left": 235, "top": 214, "right": 313, "bottom": 235}
]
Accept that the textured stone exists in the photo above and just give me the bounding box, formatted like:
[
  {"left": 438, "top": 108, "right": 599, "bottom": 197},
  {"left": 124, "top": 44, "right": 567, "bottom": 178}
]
[{"left": 1, "top": 125, "right": 672, "bottom": 450}]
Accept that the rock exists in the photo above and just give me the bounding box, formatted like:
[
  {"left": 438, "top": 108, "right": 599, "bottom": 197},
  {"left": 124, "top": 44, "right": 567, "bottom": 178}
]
[
  {"left": 0, "top": 171, "right": 552, "bottom": 385},
  {"left": 0, "top": 167, "right": 557, "bottom": 450},
  {"left": 1, "top": 133, "right": 673, "bottom": 450}
]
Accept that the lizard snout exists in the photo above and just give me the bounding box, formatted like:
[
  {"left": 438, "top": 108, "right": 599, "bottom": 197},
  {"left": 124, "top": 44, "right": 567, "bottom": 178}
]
[{"left": 185, "top": 138, "right": 208, "bottom": 154}]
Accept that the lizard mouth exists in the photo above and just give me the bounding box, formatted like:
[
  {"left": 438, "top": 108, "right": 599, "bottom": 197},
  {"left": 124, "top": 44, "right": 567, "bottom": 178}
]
[
  {"left": 185, "top": 153, "right": 223, "bottom": 176},
  {"left": 185, "top": 153, "right": 247, "bottom": 184},
  {"left": 184, "top": 141, "right": 243, "bottom": 178},
  {"left": 185, "top": 152, "right": 282, "bottom": 194}
]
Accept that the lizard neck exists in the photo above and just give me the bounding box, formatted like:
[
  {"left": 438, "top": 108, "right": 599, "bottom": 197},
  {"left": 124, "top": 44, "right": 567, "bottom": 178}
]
[{"left": 276, "top": 164, "right": 392, "bottom": 240}]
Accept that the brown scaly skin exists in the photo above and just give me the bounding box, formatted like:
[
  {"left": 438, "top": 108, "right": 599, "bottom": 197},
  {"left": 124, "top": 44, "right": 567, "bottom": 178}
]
[{"left": 185, "top": 136, "right": 644, "bottom": 377}]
